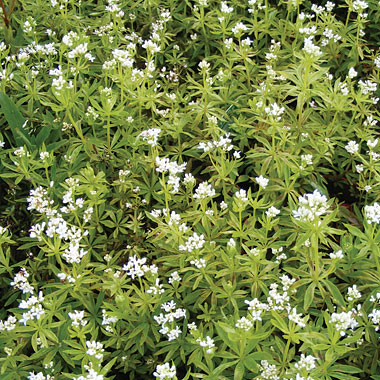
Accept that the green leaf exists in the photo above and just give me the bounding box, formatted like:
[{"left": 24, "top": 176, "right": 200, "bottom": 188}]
[
  {"left": 330, "top": 364, "right": 362, "bottom": 374},
  {"left": 344, "top": 224, "right": 367, "bottom": 240},
  {"left": 304, "top": 282, "right": 316, "bottom": 312},
  {"left": 35, "top": 125, "right": 51, "bottom": 147},
  {"left": 322, "top": 279, "right": 345, "bottom": 307},
  {"left": 0, "top": 92, "right": 31, "bottom": 147},
  {"left": 234, "top": 361, "right": 245, "bottom": 380}
]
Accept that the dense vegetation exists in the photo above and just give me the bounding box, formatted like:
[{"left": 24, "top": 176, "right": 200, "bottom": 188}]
[{"left": 1, "top": 0, "right": 380, "bottom": 379}]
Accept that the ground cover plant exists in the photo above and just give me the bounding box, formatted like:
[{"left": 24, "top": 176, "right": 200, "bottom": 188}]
[{"left": 1, "top": 0, "right": 380, "bottom": 379}]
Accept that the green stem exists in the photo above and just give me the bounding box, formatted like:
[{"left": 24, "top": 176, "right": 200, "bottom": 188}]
[{"left": 67, "top": 112, "right": 86, "bottom": 144}]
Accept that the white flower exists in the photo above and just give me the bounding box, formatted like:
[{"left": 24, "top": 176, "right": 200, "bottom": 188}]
[
  {"left": 138, "top": 128, "right": 161, "bottom": 147},
  {"left": 68, "top": 310, "right": 88, "bottom": 327},
  {"left": 232, "top": 22, "right": 248, "bottom": 36},
  {"left": 368, "top": 139, "right": 378, "bottom": 149},
  {"left": 255, "top": 175, "right": 269, "bottom": 189},
  {"left": 142, "top": 40, "right": 161, "bottom": 54},
  {"left": 345, "top": 140, "right": 359, "bottom": 154},
  {"left": 369, "top": 309, "right": 380, "bottom": 330},
  {"left": 258, "top": 360, "right": 280, "bottom": 380},
  {"left": 197, "top": 336, "right": 215, "bottom": 353},
  {"left": 326, "top": 1, "right": 335, "bottom": 11},
  {"left": 294, "top": 354, "right": 317, "bottom": 371},
  {"left": 359, "top": 80, "right": 377, "bottom": 94},
  {"left": 14, "top": 146, "right": 30, "bottom": 157},
  {"left": 147, "top": 278, "right": 165, "bottom": 295},
  {"left": 198, "top": 60, "right": 210, "bottom": 71},
  {"left": 355, "top": 164, "right": 364, "bottom": 173},
  {"left": 264, "top": 102, "right": 285, "bottom": 120},
  {"left": 301, "top": 154, "right": 313, "bottom": 166},
  {"left": 224, "top": 38, "right": 233, "bottom": 49},
  {"left": 235, "top": 189, "right": 248, "bottom": 202},
  {"left": 348, "top": 67, "right": 357, "bottom": 79},
  {"left": 364, "top": 202, "right": 380, "bottom": 224},
  {"left": 303, "top": 36, "right": 322, "bottom": 57},
  {"left": 266, "top": 206, "right": 280, "bottom": 218},
  {"left": 292, "top": 190, "right": 329, "bottom": 222},
  {"left": 183, "top": 173, "right": 195, "bottom": 185},
  {"left": 220, "top": 201, "right": 228, "bottom": 210},
  {"left": 221, "top": 1, "right": 233, "bottom": 13},
  {"left": 347, "top": 285, "right": 361, "bottom": 301},
  {"left": 122, "top": 255, "right": 157, "bottom": 279},
  {"left": 0, "top": 315, "right": 17, "bottom": 331},
  {"left": 153, "top": 363, "right": 176, "bottom": 379},
  {"left": 235, "top": 316, "right": 253, "bottom": 330},
  {"left": 227, "top": 238, "right": 236, "bottom": 248},
  {"left": 190, "top": 258, "right": 206, "bottom": 268},
  {"left": 86, "top": 340, "right": 104, "bottom": 361},
  {"left": 330, "top": 250, "right": 343, "bottom": 259},
  {"left": 330, "top": 311, "right": 358, "bottom": 336},
  {"left": 288, "top": 308, "right": 306, "bottom": 328},
  {"left": 10, "top": 268, "right": 34, "bottom": 294},
  {"left": 168, "top": 271, "right": 181, "bottom": 284},
  {"left": 179, "top": 232, "right": 205, "bottom": 252},
  {"left": 193, "top": 182, "right": 215, "bottom": 200}
]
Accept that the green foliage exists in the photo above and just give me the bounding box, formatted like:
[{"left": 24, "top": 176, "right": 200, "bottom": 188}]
[{"left": 1, "top": 0, "right": 380, "bottom": 379}]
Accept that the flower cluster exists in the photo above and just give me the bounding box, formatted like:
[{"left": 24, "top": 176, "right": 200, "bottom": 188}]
[
  {"left": 235, "top": 316, "right": 253, "bottom": 331},
  {"left": 193, "top": 182, "right": 216, "bottom": 200},
  {"left": 198, "top": 133, "right": 234, "bottom": 152},
  {"left": 258, "top": 360, "right": 280, "bottom": 380},
  {"left": 122, "top": 255, "right": 158, "bottom": 279},
  {"left": 68, "top": 310, "right": 88, "bottom": 327},
  {"left": 155, "top": 156, "right": 187, "bottom": 193},
  {"left": 153, "top": 363, "right": 177, "bottom": 379},
  {"left": 86, "top": 340, "right": 104, "bottom": 361},
  {"left": 27, "top": 185, "right": 90, "bottom": 264},
  {"left": 330, "top": 311, "right": 358, "bottom": 336},
  {"left": 10, "top": 268, "right": 34, "bottom": 294},
  {"left": 364, "top": 202, "right": 380, "bottom": 224},
  {"left": 179, "top": 232, "right": 205, "bottom": 252},
  {"left": 197, "top": 335, "right": 215, "bottom": 353},
  {"left": 19, "top": 291, "right": 45, "bottom": 325},
  {"left": 154, "top": 301, "right": 187, "bottom": 341},
  {"left": 0, "top": 315, "right": 17, "bottom": 332},
  {"left": 292, "top": 190, "right": 329, "bottom": 222},
  {"left": 138, "top": 128, "right": 161, "bottom": 147}
]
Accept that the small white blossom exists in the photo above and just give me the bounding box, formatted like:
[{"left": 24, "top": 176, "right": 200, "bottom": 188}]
[
  {"left": 347, "top": 285, "right": 361, "bottom": 301},
  {"left": 138, "top": 128, "right": 161, "bottom": 147},
  {"left": 235, "top": 316, "right": 253, "bottom": 330},
  {"left": 294, "top": 354, "right": 317, "bottom": 371},
  {"left": 330, "top": 311, "right": 358, "bottom": 336},
  {"left": 197, "top": 336, "right": 215, "bottom": 353},
  {"left": 368, "top": 139, "right": 378, "bottom": 149},
  {"left": 330, "top": 250, "right": 343, "bottom": 259},
  {"left": 86, "top": 340, "right": 104, "bottom": 361},
  {"left": 345, "top": 140, "right": 360, "bottom": 154},
  {"left": 266, "top": 206, "right": 280, "bottom": 218},
  {"left": 255, "top": 175, "right": 269, "bottom": 189},
  {"left": 153, "top": 363, "right": 176, "bottom": 379},
  {"left": 292, "top": 190, "right": 329, "bottom": 222},
  {"left": 348, "top": 67, "right": 357, "bottom": 79},
  {"left": 364, "top": 202, "right": 380, "bottom": 224},
  {"left": 193, "top": 182, "right": 215, "bottom": 200},
  {"left": 232, "top": 22, "right": 248, "bottom": 36}
]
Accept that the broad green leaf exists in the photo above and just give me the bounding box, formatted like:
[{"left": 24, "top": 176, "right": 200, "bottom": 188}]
[
  {"left": 304, "top": 282, "right": 316, "bottom": 312},
  {"left": 234, "top": 361, "right": 245, "bottom": 380},
  {"left": 0, "top": 92, "right": 31, "bottom": 147}
]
